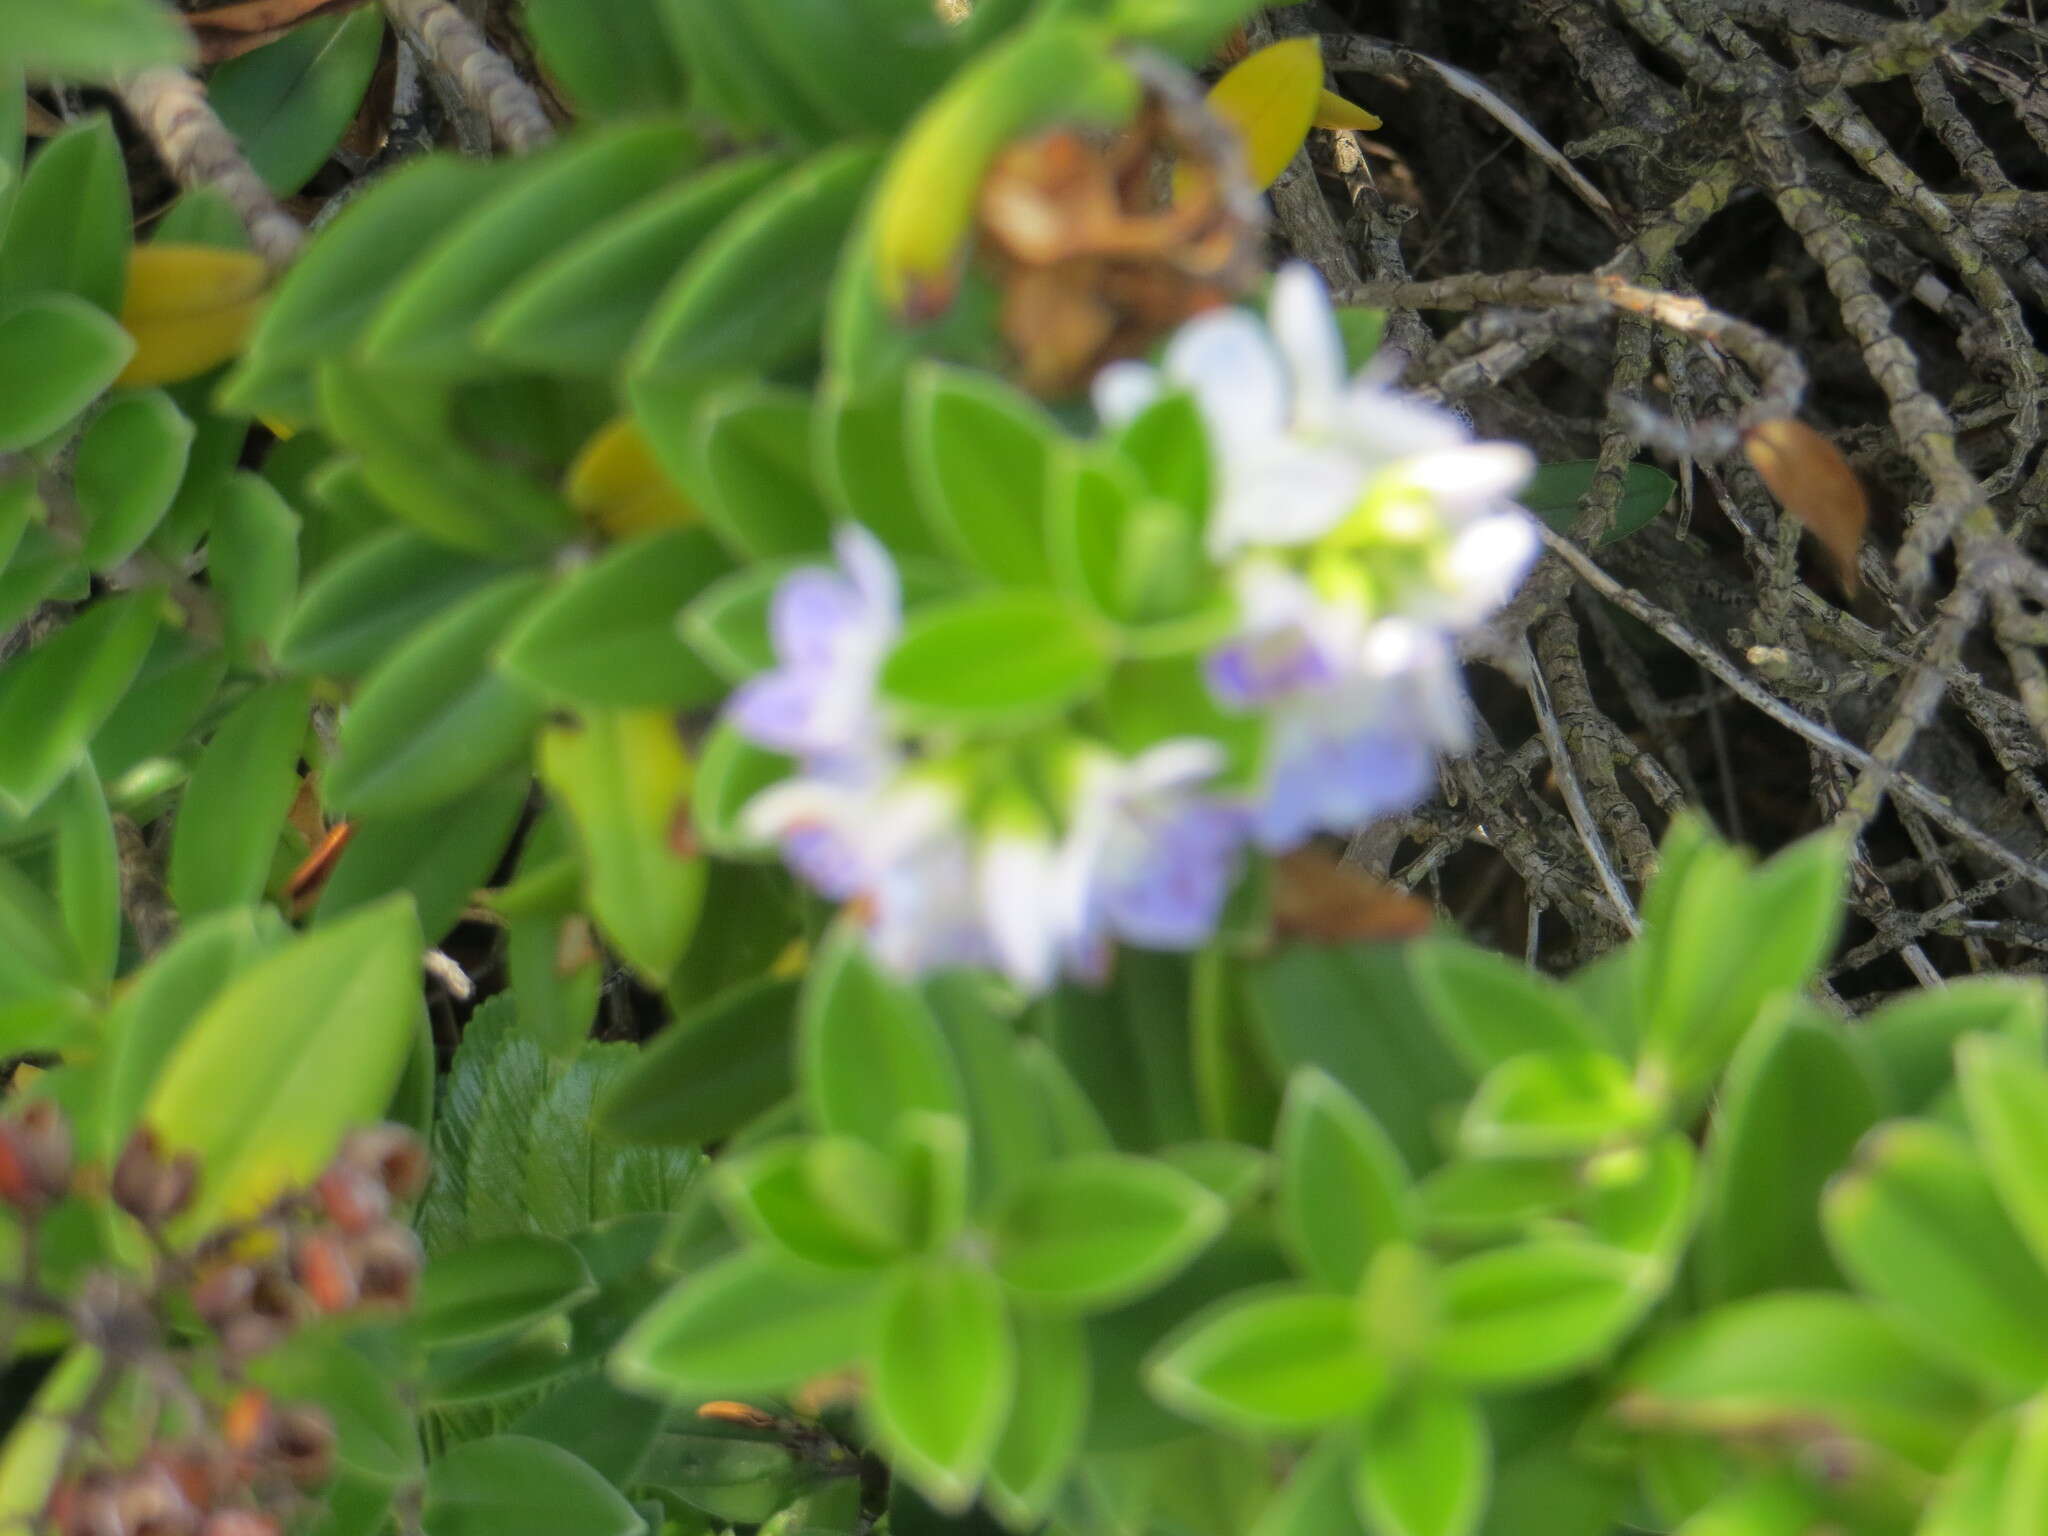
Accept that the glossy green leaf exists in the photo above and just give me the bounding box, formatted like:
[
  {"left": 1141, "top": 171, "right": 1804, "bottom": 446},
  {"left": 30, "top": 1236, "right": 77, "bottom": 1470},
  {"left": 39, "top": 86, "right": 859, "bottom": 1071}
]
[
  {"left": 819, "top": 379, "right": 945, "bottom": 559},
  {"left": 881, "top": 590, "right": 1111, "bottom": 728},
  {"left": 523, "top": 0, "right": 685, "bottom": 116},
  {"left": 316, "top": 362, "right": 576, "bottom": 554},
  {"left": 538, "top": 707, "right": 705, "bottom": 984},
  {"left": 248, "top": 1335, "right": 421, "bottom": 1486},
  {"left": 908, "top": 363, "right": 1059, "bottom": 584},
  {"left": 1252, "top": 1431, "right": 1367, "bottom": 1536},
  {"left": 483, "top": 153, "right": 785, "bottom": 377},
  {"left": 74, "top": 389, "right": 194, "bottom": 570},
  {"left": 143, "top": 895, "right": 423, "bottom": 1232},
  {"left": 1960, "top": 1033, "right": 2048, "bottom": 1278},
  {"left": 631, "top": 143, "right": 880, "bottom": 389},
  {"left": 872, "top": 1259, "right": 1015, "bottom": 1510},
  {"left": 210, "top": 471, "right": 301, "bottom": 664},
  {"left": 1521, "top": 460, "right": 1676, "bottom": 546},
  {"left": 1459, "top": 1050, "right": 1656, "bottom": 1160},
  {"left": 721, "top": 1134, "right": 907, "bottom": 1270},
  {"left": 51, "top": 763, "right": 117, "bottom": 990},
  {"left": 1618, "top": 1292, "right": 1978, "bottom": 1470},
  {"left": 1408, "top": 939, "right": 1601, "bottom": 1073},
  {"left": 729, "top": 0, "right": 960, "bottom": 135},
  {"left": 223, "top": 156, "right": 517, "bottom": 418},
  {"left": 688, "top": 719, "right": 788, "bottom": 858},
  {"left": 501, "top": 527, "right": 729, "bottom": 708},
  {"left": 168, "top": 678, "right": 311, "bottom": 917},
  {"left": 415, "top": 1233, "right": 597, "bottom": 1347},
  {"left": 989, "top": 1310, "right": 1088, "bottom": 1525},
  {"left": 422, "top": 1436, "right": 644, "bottom": 1536},
  {"left": 612, "top": 1246, "right": 873, "bottom": 1397},
  {"left": 674, "top": 383, "right": 834, "bottom": 559},
  {"left": 1148, "top": 1287, "right": 1388, "bottom": 1434},
  {"left": 0, "top": 293, "right": 134, "bottom": 450},
  {"left": 1866, "top": 979, "right": 2045, "bottom": 1114},
  {"left": 324, "top": 573, "right": 547, "bottom": 817},
  {"left": 1697, "top": 1009, "right": 1879, "bottom": 1302},
  {"left": 1433, "top": 1241, "right": 1651, "bottom": 1388},
  {"left": 4, "top": 0, "right": 192, "bottom": 78},
  {"left": 1824, "top": 1118, "right": 2048, "bottom": 1397},
  {"left": 1356, "top": 1386, "right": 1490, "bottom": 1536},
  {"left": 315, "top": 769, "right": 527, "bottom": 942},
  {"left": 363, "top": 122, "right": 696, "bottom": 376},
  {"left": 0, "top": 590, "right": 157, "bottom": 816},
  {"left": 801, "top": 924, "right": 961, "bottom": 1145},
  {"left": 0, "top": 116, "right": 128, "bottom": 312},
  {"left": 210, "top": 9, "right": 386, "bottom": 195},
  {"left": 991, "top": 1154, "right": 1225, "bottom": 1310},
  {"left": 598, "top": 976, "right": 801, "bottom": 1148},
  {"left": 1276, "top": 1067, "right": 1414, "bottom": 1292},
  {"left": 277, "top": 527, "right": 513, "bottom": 679}
]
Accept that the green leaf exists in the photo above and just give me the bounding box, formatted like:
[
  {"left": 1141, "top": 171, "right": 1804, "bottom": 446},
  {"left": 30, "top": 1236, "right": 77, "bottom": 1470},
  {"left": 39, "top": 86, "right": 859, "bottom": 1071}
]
[
  {"left": 363, "top": 122, "right": 696, "bottom": 376},
  {"left": 871, "top": 1259, "right": 1015, "bottom": 1511},
  {"left": 680, "top": 384, "right": 833, "bottom": 560},
  {"left": 210, "top": 472, "right": 301, "bottom": 665},
  {"left": 415, "top": 1233, "right": 597, "bottom": 1347},
  {"left": 908, "top": 364, "right": 1060, "bottom": 584},
  {"left": 1433, "top": 1241, "right": 1651, "bottom": 1388},
  {"left": 100, "top": 908, "right": 285, "bottom": 1161},
  {"left": 598, "top": 976, "right": 801, "bottom": 1148},
  {"left": 0, "top": 590, "right": 157, "bottom": 816},
  {"left": 538, "top": 708, "right": 706, "bottom": 985},
  {"left": 1520, "top": 460, "right": 1676, "bottom": 546},
  {"left": 1251, "top": 1431, "right": 1367, "bottom": 1536},
  {"left": 315, "top": 363, "right": 576, "bottom": 554},
  {"left": 1866, "top": 979, "right": 2045, "bottom": 1114},
  {"left": 801, "top": 924, "right": 961, "bottom": 1146},
  {"left": 74, "top": 389, "right": 195, "bottom": 571},
  {"left": 612, "top": 1247, "right": 873, "bottom": 1397},
  {"left": 209, "top": 10, "right": 385, "bottom": 195},
  {"left": 881, "top": 591, "right": 1111, "bottom": 728},
  {"left": 1408, "top": 940, "right": 1601, "bottom": 1073},
  {"left": 1040, "top": 947, "right": 1204, "bottom": 1150},
  {"left": 422, "top": 1435, "right": 644, "bottom": 1536},
  {"left": 0, "top": 855, "right": 82, "bottom": 1015},
  {"left": 1959, "top": 1032, "right": 2048, "bottom": 1278},
  {"left": 316, "top": 769, "right": 526, "bottom": 943},
  {"left": 1697, "top": 1008, "right": 1880, "bottom": 1302},
  {"left": 688, "top": 720, "right": 788, "bottom": 858},
  {"left": 1617, "top": 1292, "right": 1979, "bottom": 1470},
  {"left": 1416, "top": 1158, "right": 1579, "bottom": 1243},
  {"left": 632, "top": 143, "right": 880, "bottom": 390},
  {"left": 680, "top": 560, "right": 788, "bottom": 682},
  {"left": 1916, "top": 1404, "right": 2048, "bottom": 1536},
  {"left": 500, "top": 528, "right": 728, "bottom": 708},
  {"left": 143, "top": 896, "right": 423, "bottom": 1233},
  {"left": 819, "top": 379, "right": 946, "bottom": 560},
  {"left": 483, "top": 153, "right": 784, "bottom": 378},
  {"left": 1459, "top": 1050, "right": 1656, "bottom": 1160},
  {"left": 992, "top": 1154, "right": 1225, "bottom": 1311},
  {"left": 0, "top": 293, "right": 133, "bottom": 450},
  {"left": 278, "top": 527, "right": 514, "bottom": 679},
  {"left": 720, "top": 1135, "right": 907, "bottom": 1270},
  {"left": 222, "top": 156, "right": 518, "bottom": 419},
  {"left": 0, "top": 115, "right": 128, "bottom": 312},
  {"left": 168, "top": 678, "right": 311, "bottom": 917},
  {"left": 507, "top": 1371, "right": 664, "bottom": 1488},
  {"left": 51, "top": 763, "right": 117, "bottom": 991},
  {"left": 989, "top": 1310, "right": 1088, "bottom": 1524},
  {"left": 1355, "top": 1386, "right": 1490, "bottom": 1536},
  {"left": 1148, "top": 1287, "right": 1388, "bottom": 1434},
  {"left": 1824, "top": 1117, "right": 2048, "bottom": 1397},
  {"left": 522, "top": 0, "right": 685, "bottom": 117},
  {"left": 324, "top": 574, "right": 548, "bottom": 817},
  {"left": 727, "top": 0, "right": 961, "bottom": 135},
  {"left": 1276, "top": 1067, "right": 1414, "bottom": 1292}
]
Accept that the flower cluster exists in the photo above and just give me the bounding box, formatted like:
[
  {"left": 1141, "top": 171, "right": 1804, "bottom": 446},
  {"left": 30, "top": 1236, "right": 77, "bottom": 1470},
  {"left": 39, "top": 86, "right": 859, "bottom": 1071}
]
[
  {"left": 725, "top": 266, "right": 1538, "bottom": 992},
  {"left": 0, "top": 1105, "right": 428, "bottom": 1536}
]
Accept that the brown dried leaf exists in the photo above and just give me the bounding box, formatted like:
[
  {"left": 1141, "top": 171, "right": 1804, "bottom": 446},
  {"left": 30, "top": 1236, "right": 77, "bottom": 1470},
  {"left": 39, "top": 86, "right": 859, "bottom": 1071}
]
[
  {"left": 186, "top": 0, "right": 373, "bottom": 63},
  {"left": 1270, "top": 847, "right": 1434, "bottom": 944},
  {"left": 1742, "top": 417, "right": 1868, "bottom": 593}
]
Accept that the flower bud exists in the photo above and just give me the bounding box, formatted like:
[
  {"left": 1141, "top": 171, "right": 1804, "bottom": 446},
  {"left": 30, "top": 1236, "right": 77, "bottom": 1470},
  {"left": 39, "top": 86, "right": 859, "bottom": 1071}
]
[
  {"left": 290, "top": 1232, "right": 358, "bottom": 1315},
  {"left": 199, "top": 1513, "right": 280, "bottom": 1536},
  {"left": 349, "top": 1225, "right": 422, "bottom": 1310},
  {"left": 334, "top": 1126, "right": 429, "bottom": 1204},
  {"left": 114, "top": 1460, "right": 201, "bottom": 1536},
  {"left": 222, "top": 1390, "right": 274, "bottom": 1457},
  {"left": 312, "top": 1164, "right": 387, "bottom": 1236},
  {"left": 111, "top": 1129, "right": 199, "bottom": 1228},
  {"left": 0, "top": 1102, "right": 72, "bottom": 1214},
  {"left": 269, "top": 1407, "right": 335, "bottom": 1491}
]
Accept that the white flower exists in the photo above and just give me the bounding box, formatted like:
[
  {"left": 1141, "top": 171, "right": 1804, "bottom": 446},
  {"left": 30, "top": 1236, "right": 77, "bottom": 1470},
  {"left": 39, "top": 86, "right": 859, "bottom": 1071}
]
[{"left": 1093, "top": 263, "right": 1539, "bottom": 567}]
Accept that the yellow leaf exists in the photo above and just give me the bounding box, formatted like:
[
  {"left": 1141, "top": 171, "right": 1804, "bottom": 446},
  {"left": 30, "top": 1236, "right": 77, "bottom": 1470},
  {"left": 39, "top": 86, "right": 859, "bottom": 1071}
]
[
  {"left": 565, "top": 416, "right": 697, "bottom": 538},
  {"left": 116, "top": 243, "right": 270, "bottom": 389},
  {"left": 1313, "top": 88, "right": 1382, "bottom": 132},
  {"left": 1206, "top": 37, "right": 1325, "bottom": 189}
]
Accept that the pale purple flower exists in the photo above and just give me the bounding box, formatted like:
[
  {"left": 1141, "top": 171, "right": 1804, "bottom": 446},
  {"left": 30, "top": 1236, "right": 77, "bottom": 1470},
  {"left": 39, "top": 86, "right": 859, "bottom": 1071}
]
[{"left": 726, "top": 524, "right": 899, "bottom": 762}]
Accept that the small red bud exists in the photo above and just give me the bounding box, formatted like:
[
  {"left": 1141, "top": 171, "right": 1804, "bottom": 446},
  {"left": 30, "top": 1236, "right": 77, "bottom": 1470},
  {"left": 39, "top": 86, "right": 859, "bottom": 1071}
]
[
  {"left": 222, "top": 1390, "right": 274, "bottom": 1457},
  {"left": 270, "top": 1406, "right": 336, "bottom": 1490},
  {"left": 291, "top": 1232, "right": 358, "bottom": 1315},
  {"left": 0, "top": 1102, "right": 71, "bottom": 1213},
  {"left": 349, "top": 1225, "right": 422, "bottom": 1311},
  {"left": 313, "top": 1165, "right": 386, "bottom": 1236},
  {"left": 110, "top": 1129, "right": 198, "bottom": 1227},
  {"left": 335, "top": 1127, "right": 429, "bottom": 1204}
]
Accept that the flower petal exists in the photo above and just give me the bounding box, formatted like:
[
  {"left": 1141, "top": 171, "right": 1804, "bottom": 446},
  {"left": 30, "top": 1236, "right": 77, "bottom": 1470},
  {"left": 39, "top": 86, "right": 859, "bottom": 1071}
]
[
  {"left": 1092, "top": 360, "right": 1162, "bottom": 428},
  {"left": 1269, "top": 262, "right": 1346, "bottom": 432},
  {"left": 1164, "top": 309, "right": 1288, "bottom": 459},
  {"left": 1208, "top": 445, "right": 1363, "bottom": 555}
]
